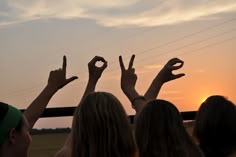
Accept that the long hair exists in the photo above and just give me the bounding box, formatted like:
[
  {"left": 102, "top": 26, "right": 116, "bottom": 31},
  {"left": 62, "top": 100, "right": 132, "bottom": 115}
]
[
  {"left": 72, "top": 92, "right": 136, "bottom": 157},
  {"left": 193, "top": 95, "right": 236, "bottom": 157},
  {"left": 135, "top": 99, "right": 203, "bottom": 157}
]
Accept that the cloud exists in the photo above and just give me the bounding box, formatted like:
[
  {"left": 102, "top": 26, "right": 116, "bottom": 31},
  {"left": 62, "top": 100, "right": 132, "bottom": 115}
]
[
  {"left": 161, "top": 90, "right": 181, "bottom": 95},
  {"left": 196, "top": 69, "right": 205, "bottom": 73},
  {"left": 144, "top": 64, "right": 163, "bottom": 69},
  {"left": 169, "top": 97, "right": 184, "bottom": 100},
  {"left": 1, "top": 0, "right": 236, "bottom": 27}
]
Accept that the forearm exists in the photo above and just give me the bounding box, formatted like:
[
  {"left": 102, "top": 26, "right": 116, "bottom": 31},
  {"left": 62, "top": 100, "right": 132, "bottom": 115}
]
[
  {"left": 123, "top": 88, "right": 146, "bottom": 114},
  {"left": 72, "top": 78, "right": 98, "bottom": 125},
  {"left": 81, "top": 78, "right": 98, "bottom": 100},
  {"left": 144, "top": 76, "right": 164, "bottom": 100},
  {"left": 24, "top": 85, "right": 58, "bottom": 129}
]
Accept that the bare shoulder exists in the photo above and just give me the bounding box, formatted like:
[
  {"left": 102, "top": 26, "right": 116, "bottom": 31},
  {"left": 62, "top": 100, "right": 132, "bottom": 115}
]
[
  {"left": 55, "top": 132, "right": 73, "bottom": 157},
  {"left": 54, "top": 146, "right": 71, "bottom": 157}
]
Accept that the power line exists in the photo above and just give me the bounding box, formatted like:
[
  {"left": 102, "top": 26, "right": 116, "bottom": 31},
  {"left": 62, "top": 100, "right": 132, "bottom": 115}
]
[
  {"left": 2, "top": 18, "right": 235, "bottom": 99},
  {"left": 105, "top": 27, "right": 236, "bottom": 75},
  {"left": 135, "top": 28, "right": 236, "bottom": 64}
]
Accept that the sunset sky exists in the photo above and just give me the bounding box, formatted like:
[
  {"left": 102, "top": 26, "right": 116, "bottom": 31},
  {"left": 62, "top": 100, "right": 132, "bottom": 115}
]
[{"left": 1, "top": 0, "right": 236, "bottom": 128}]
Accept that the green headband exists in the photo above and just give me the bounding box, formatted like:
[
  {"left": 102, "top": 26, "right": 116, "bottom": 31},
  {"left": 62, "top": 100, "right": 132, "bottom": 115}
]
[{"left": 0, "top": 105, "right": 22, "bottom": 144}]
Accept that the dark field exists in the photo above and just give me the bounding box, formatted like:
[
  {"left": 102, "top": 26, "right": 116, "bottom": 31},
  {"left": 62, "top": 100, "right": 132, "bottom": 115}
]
[
  {"left": 28, "top": 122, "right": 194, "bottom": 157},
  {"left": 29, "top": 133, "right": 68, "bottom": 157}
]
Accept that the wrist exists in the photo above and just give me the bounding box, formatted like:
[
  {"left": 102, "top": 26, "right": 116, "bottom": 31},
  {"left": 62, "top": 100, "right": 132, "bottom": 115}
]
[
  {"left": 123, "top": 89, "right": 136, "bottom": 100},
  {"left": 131, "top": 95, "right": 146, "bottom": 109},
  {"left": 45, "top": 84, "right": 59, "bottom": 93},
  {"left": 122, "top": 88, "right": 143, "bottom": 105}
]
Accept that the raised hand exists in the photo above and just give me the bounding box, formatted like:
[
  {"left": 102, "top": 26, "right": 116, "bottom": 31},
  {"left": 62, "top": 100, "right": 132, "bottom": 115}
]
[
  {"left": 144, "top": 58, "right": 185, "bottom": 100},
  {"left": 157, "top": 58, "right": 185, "bottom": 84},
  {"left": 80, "top": 56, "right": 107, "bottom": 101},
  {"left": 24, "top": 55, "right": 78, "bottom": 129},
  {"left": 88, "top": 56, "right": 107, "bottom": 82},
  {"left": 56, "top": 56, "right": 107, "bottom": 157},
  {"left": 119, "top": 54, "right": 146, "bottom": 113},
  {"left": 119, "top": 55, "right": 137, "bottom": 95},
  {"left": 48, "top": 56, "right": 78, "bottom": 91}
]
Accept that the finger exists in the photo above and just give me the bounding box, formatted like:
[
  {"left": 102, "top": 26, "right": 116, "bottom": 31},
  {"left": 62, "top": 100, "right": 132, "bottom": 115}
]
[
  {"left": 49, "top": 70, "right": 54, "bottom": 75},
  {"left": 62, "top": 56, "right": 67, "bottom": 71},
  {"left": 128, "top": 55, "right": 135, "bottom": 70},
  {"left": 101, "top": 61, "right": 108, "bottom": 70},
  {"left": 119, "top": 56, "right": 125, "bottom": 71},
  {"left": 65, "top": 76, "right": 78, "bottom": 85},
  {"left": 171, "top": 61, "right": 184, "bottom": 70},
  {"left": 49, "top": 71, "right": 54, "bottom": 78},
  {"left": 134, "top": 74, "right": 138, "bottom": 80},
  {"left": 130, "top": 68, "right": 135, "bottom": 74},
  {"left": 89, "top": 56, "right": 106, "bottom": 65},
  {"left": 133, "top": 73, "right": 138, "bottom": 82},
  {"left": 97, "top": 56, "right": 106, "bottom": 62},
  {"left": 173, "top": 73, "right": 185, "bottom": 79},
  {"left": 49, "top": 70, "right": 56, "bottom": 78},
  {"left": 168, "top": 58, "right": 182, "bottom": 65},
  {"left": 94, "top": 56, "right": 106, "bottom": 62}
]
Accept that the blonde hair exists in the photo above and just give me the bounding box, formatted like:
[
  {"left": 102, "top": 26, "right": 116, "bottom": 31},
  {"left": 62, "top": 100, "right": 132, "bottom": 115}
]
[{"left": 72, "top": 92, "right": 136, "bottom": 157}]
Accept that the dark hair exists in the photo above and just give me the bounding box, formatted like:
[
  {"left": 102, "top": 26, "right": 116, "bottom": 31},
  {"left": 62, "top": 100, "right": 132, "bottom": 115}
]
[
  {"left": 72, "top": 92, "right": 137, "bottom": 157},
  {"left": 135, "top": 99, "right": 203, "bottom": 157},
  {"left": 193, "top": 95, "right": 236, "bottom": 157}
]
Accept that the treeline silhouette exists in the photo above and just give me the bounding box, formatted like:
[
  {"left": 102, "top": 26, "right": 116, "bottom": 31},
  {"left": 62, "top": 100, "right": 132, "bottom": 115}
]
[{"left": 30, "top": 127, "right": 71, "bottom": 135}]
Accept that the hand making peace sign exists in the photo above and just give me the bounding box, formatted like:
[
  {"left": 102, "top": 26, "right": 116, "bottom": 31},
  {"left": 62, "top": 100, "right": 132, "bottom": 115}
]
[{"left": 119, "top": 55, "right": 137, "bottom": 95}]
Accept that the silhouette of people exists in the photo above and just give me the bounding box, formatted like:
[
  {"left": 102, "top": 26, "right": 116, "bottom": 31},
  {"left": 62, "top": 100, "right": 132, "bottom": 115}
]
[
  {"left": 193, "top": 95, "right": 236, "bottom": 157},
  {"left": 136, "top": 99, "right": 203, "bottom": 157},
  {"left": 119, "top": 55, "right": 203, "bottom": 157},
  {"left": 56, "top": 56, "right": 138, "bottom": 157},
  {"left": 119, "top": 55, "right": 185, "bottom": 114}
]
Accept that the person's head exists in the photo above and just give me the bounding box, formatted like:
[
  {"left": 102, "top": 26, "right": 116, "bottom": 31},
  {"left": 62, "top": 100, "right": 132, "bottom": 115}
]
[
  {"left": 193, "top": 95, "right": 236, "bottom": 157},
  {"left": 0, "top": 102, "right": 32, "bottom": 157},
  {"left": 135, "top": 99, "right": 203, "bottom": 157},
  {"left": 72, "top": 92, "right": 137, "bottom": 157}
]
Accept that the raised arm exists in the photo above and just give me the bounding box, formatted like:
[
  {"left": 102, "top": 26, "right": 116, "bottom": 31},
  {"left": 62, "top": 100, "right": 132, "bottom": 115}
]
[
  {"left": 55, "top": 56, "right": 107, "bottom": 157},
  {"left": 119, "top": 55, "right": 146, "bottom": 114},
  {"left": 81, "top": 56, "right": 107, "bottom": 100},
  {"left": 24, "top": 56, "right": 78, "bottom": 130},
  {"left": 144, "top": 58, "right": 185, "bottom": 100}
]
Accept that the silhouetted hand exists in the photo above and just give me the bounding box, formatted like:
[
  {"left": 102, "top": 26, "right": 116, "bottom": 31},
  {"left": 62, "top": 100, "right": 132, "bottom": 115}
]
[
  {"left": 24, "top": 55, "right": 78, "bottom": 130},
  {"left": 48, "top": 56, "right": 78, "bottom": 91},
  {"left": 119, "top": 55, "right": 137, "bottom": 95},
  {"left": 144, "top": 58, "right": 185, "bottom": 100},
  {"left": 88, "top": 56, "right": 107, "bottom": 82},
  {"left": 157, "top": 58, "right": 185, "bottom": 83}
]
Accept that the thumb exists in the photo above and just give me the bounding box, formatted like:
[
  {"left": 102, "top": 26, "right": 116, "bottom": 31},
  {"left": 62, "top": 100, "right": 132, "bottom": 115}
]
[
  {"left": 64, "top": 76, "right": 78, "bottom": 86},
  {"left": 174, "top": 73, "right": 185, "bottom": 80}
]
